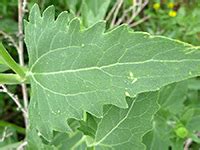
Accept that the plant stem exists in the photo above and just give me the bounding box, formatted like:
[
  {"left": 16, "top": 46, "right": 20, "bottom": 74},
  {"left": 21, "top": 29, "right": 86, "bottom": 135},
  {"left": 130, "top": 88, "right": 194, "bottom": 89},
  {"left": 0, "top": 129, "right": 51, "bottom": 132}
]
[
  {"left": 0, "top": 43, "right": 26, "bottom": 79},
  {"left": 18, "top": 0, "right": 25, "bottom": 67},
  {"left": 18, "top": 0, "right": 29, "bottom": 127},
  {"left": 0, "top": 74, "right": 24, "bottom": 84}
]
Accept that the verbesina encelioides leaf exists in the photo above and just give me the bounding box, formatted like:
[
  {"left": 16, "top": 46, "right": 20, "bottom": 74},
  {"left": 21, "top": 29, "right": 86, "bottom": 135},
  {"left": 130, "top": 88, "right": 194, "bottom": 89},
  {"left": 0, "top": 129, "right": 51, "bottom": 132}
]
[{"left": 25, "top": 4, "right": 200, "bottom": 140}]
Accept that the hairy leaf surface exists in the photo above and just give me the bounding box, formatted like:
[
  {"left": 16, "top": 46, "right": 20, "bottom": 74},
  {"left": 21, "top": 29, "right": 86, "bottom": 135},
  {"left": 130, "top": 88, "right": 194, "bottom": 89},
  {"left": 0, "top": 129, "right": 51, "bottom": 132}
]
[{"left": 25, "top": 5, "right": 200, "bottom": 140}]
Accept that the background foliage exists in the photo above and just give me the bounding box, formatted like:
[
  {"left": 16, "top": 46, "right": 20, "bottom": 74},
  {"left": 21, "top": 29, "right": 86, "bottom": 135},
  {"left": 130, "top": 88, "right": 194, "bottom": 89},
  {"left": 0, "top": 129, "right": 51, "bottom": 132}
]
[{"left": 0, "top": 0, "right": 200, "bottom": 149}]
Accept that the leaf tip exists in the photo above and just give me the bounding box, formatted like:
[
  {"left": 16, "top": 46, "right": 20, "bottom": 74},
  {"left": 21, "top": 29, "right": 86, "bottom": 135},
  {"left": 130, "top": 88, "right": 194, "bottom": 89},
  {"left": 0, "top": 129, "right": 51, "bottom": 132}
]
[
  {"left": 29, "top": 3, "right": 41, "bottom": 23},
  {"left": 42, "top": 5, "right": 55, "bottom": 22},
  {"left": 68, "top": 17, "right": 81, "bottom": 32},
  {"left": 55, "top": 11, "right": 71, "bottom": 27}
]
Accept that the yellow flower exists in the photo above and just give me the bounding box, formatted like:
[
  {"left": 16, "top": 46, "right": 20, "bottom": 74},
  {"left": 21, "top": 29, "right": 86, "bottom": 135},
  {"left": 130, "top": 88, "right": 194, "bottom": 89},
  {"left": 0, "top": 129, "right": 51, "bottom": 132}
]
[
  {"left": 168, "top": 10, "right": 177, "bottom": 17},
  {"left": 153, "top": 3, "right": 160, "bottom": 10},
  {"left": 168, "top": 2, "right": 175, "bottom": 9}
]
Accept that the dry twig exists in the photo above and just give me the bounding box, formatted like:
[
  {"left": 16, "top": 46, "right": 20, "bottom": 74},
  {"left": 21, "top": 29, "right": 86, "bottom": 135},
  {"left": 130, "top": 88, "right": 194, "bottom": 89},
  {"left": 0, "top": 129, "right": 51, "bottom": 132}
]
[
  {"left": 115, "top": 5, "right": 136, "bottom": 26},
  {"left": 17, "top": 141, "right": 28, "bottom": 150},
  {"left": 0, "top": 127, "right": 13, "bottom": 142},
  {"left": 129, "top": 15, "right": 150, "bottom": 27},
  {"left": 126, "top": 0, "right": 149, "bottom": 25},
  {"left": 110, "top": 0, "right": 123, "bottom": 28},
  {"left": 105, "top": 0, "right": 119, "bottom": 21},
  {"left": 184, "top": 138, "right": 192, "bottom": 150},
  {"left": 18, "top": 0, "right": 28, "bottom": 127},
  {"left": 0, "top": 31, "right": 19, "bottom": 50},
  {"left": 0, "top": 84, "right": 27, "bottom": 116},
  {"left": 108, "top": 0, "right": 149, "bottom": 28}
]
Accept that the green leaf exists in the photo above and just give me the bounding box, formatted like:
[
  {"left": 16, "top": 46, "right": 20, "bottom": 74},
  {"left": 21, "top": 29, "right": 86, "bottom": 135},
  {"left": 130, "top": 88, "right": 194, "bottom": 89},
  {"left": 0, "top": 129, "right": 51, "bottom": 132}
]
[
  {"left": 188, "top": 78, "right": 200, "bottom": 90},
  {"left": 27, "top": 128, "right": 56, "bottom": 150},
  {"left": 0, "top": 121, "right": 25, "bottom": 135},
  {"left": 0, "top": 64, "right": 9, "bottom": 72},
  {"left": 0, "top": 142, "right": 23, "bottom": 150},
  {"left": 0, "top": 43, "right": 26, "bottom": 79},
  {"left": 0, "top": 126, "right": 18, "bottom": 148},
  {"left": 143, "top": 81, "right": 190, "bottom": 150},
  {"left": 78, "top": 113, "right": 100, "bottom": 138},
  {"left": 0, "top": 19, "right": 18, "bottom": 33},
  {"left": 27, "top": 129, "right": 87, "bottom": 150},
  {"left": 81, "top": 0, "right": 110, "bottom": 27},
  {"left": 26, "top": 4, "right": 200, "bottom": 141},
  {"left": 186, "top": 108, "right": 200, "bottom": 131},
  {"left": 0, "top": 53, "right": 9, "bottom": 72},
  {"left": 65, "top": 0, "right": 79, "bottom": 14},
  {"left": 143, "top": 130, "right": 171, "bottom": 150},
  {"left": 158, "top": 81, "right": 188, "bottom": 114},
  {"left": 0, "top": 74, "right": 24, "bottom": 84},
  {"left": 50, "top": 132, "right": 87, "bottom": 150},
  {"left": 90, "top": 92, "right": 159, "bottom": 149}
]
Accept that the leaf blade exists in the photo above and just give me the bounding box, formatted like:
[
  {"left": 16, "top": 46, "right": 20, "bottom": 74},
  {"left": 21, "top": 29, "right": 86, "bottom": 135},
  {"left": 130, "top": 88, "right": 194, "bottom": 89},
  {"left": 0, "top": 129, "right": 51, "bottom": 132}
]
[
  {"left": 25, "top": 4, "right": 200, "bottom": 142},
  {"left": 93, "top": 92, "right": 159, "bottom": 149}
]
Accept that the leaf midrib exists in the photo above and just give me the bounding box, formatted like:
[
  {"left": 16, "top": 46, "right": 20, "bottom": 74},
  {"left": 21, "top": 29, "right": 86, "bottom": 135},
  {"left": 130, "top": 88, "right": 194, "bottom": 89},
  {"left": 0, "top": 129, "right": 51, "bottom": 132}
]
[{"left": 31, "top": 59, "right": 200, "bottom": 75}]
